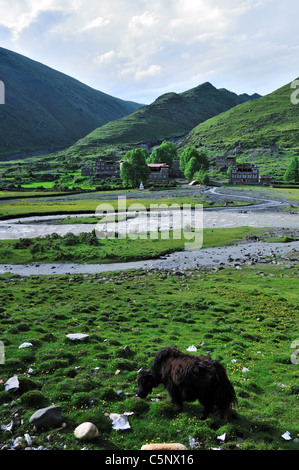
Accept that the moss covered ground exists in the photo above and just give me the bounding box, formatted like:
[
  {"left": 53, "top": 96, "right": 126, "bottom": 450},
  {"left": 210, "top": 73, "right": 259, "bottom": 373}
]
[{"left": 0, "top": 256, "right": 298, "bottom": 451}]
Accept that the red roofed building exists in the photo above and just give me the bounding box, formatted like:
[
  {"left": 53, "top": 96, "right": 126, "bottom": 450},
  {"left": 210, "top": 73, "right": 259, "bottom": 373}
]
[{"left": 148, "top": 163, "right": 169, "bottom": 183}]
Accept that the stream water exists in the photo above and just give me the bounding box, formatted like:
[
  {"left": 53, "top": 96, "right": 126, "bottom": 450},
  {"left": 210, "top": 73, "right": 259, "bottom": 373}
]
[{"left": 0, "top": 187, "right": 297, "bottom": 275}]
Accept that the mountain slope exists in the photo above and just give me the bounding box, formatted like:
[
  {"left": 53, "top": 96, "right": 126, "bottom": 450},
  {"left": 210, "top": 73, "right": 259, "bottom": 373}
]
[
  {"left": 180, "top": 79, "right": 299, "bottom": 152},
  {"left": 0, "top": 47, "right": 142, "bottom": 160},
  {"left": 67, "top": 82, "right": 260, "bottom": 159}
]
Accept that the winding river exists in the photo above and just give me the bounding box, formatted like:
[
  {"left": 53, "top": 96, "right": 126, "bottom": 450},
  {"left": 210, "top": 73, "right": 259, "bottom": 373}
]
[{"left": 0, "top": 187, "right": 298, "bottom": 275}]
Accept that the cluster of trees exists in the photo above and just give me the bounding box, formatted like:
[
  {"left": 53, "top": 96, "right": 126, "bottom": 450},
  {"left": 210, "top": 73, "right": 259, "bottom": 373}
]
[
  {"left": 120, "top": 141, "right": 210, "bottom": 187},
  {"left": 179, "top": 147, "right": 209, "bottom": 183},
  {"left": 284, "top": 156, "right": 298, "bottom": 183}
]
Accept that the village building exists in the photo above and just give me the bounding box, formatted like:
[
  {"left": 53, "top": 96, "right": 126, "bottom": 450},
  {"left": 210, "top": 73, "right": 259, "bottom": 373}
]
[
  {"left": 259, "top": 175, "right": 272, "bottom": 185},
  {"left": 94, "top": 160, "right": 120, "bottom": 178},
  {"left": 81, "top": 160, "right": 120, "bottom": 178},
  {"left": 230, "top": 164, "right": 259, "bottom": 184},
  {"left": 82, "top": 159, "right": 174, "bottom": 184},
  {"left": 148, "top": 163, "right": 169, "bottom": 183},
  {"left": 169, "top": 159, "right": 184, "bottom": 178},
  {"left": 81, "top": 165, "right": 94, "bottom": 176},
  {"left": 216, "top": 155, "right": 237, "bottom": 170}
]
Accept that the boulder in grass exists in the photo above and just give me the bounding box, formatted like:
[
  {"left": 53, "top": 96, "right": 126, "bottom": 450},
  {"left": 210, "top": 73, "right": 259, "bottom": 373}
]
[
  {"left": 4, "top": 375, "right": 19, "bottom": 392},
  {"left": 141, "top": 443, "right": 187, "bottom": 450},
  {"left": 29, "top": 405, "right": 62, "bottom": 429},
  {"left": 74, "top": 422, "right": 99, "bottom": 440}
]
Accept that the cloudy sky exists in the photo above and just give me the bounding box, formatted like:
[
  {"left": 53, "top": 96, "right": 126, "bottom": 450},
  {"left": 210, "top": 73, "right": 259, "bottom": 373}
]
[{"left": 0, "top": 0, "right": 298, "bottom": 104}]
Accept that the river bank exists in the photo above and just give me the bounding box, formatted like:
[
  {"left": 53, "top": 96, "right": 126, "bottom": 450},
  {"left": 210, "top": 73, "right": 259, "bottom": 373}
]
[{"left": 0, "top": 238, "right": 297, "bottom": 276}]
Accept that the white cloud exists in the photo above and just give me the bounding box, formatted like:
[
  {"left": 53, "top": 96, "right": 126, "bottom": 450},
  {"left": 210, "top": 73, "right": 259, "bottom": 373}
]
[
  {"left": 83, "top": 16, "right": 110, "bottom": 31},
  {"left": 0, "top": 0, "right": 76, "bottom": 40},
  {"left": 135, "top": 64, "right": 161, "bottom": 81},
  {"left": 92, "top": 50, "right": 116, "bottom": 67},
  {"left": 128, "top": 10, "right": 160, "bottom": 32},
  {"left": 0, "top": 0, "right": 298, "bottom": 102}
]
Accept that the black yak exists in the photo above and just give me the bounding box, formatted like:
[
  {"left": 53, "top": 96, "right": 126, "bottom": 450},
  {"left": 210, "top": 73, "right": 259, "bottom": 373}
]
[{"left": 137, "top": 347, "right": 238, "bottom": 420}]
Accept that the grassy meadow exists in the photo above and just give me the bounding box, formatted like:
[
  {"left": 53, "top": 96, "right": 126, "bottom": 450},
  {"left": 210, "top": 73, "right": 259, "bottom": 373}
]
[
  {"left": 0, "top": 227, "right": 269, "bottom": 265},
  {"left": 0, "top": 260, "right": 298, "bottom": 451},
  {"left": 0, "top": 188, "right": 298, "bottom": 452},
  {"left": 0, "top": 193, "right": 247, "bottom": 219}
]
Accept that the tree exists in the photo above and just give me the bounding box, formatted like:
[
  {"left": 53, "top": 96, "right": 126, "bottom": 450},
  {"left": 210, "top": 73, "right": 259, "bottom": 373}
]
[
  {"left": 148, "top": 141, "right": 177, "bottom": 167},
  {"left": 180, "top": 147, "right": 209, "bottom": 180},
  {"left": 185, "top": 157, "right": 201, "bottom": 181},
  {"left": 120, "top": 161, "right": 135, "bottom": 187},
  {"left": 284, "top": 156, "right": 298, "bottom": 183},
  {"left": 195, "top": 170, "right": 210, "bottom": 184},
  {"left": 120, "top": 147, "right": 151, "bottom": 187}
]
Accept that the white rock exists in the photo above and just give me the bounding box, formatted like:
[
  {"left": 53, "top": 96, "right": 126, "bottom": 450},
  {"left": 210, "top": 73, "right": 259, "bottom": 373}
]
[
  {"left": 24, "top": 433, "right": 32, "bottom": 446},
  {"left": 141, "top": 443, "right": 187, "bottom": 450},
  {"left": 186, "top": 345, "right": 197, "bottom": 352},
  {"left": 19, "top": 342, "right": 33, "bottom": 349},
  {"left": 4, "top": 375, "right": 19, "bottom": 391},
  {"left": 74, "top": 422, "right": 99, "bottom": 440},
  {"left": 66, "top": 334, "right": 89, "bottom": 341},
  {"left": 13, "top": 437, "right": 23, "bottom": 449}
]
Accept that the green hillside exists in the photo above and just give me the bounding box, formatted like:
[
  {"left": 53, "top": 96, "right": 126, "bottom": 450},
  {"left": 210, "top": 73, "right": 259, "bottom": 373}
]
[
  {"left": 0, "top": 47, "right": 142, "bottom": 160},
  {"left": 66, "top": 82, "right": 260, "bottom": 160},
  {"left": 180, "top": 79, "right": 299, "bottom": 152}
]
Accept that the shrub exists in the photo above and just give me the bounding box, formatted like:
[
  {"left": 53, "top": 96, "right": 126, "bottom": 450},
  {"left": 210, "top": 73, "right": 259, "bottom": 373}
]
[
  {"left": 18, "top": 376, "right": 42, "bottom": 393},
  {"left": 71, "top": 391, "right": 98, "bottom": 408},
  {"left": 39, "top": 358, "right": 69, "bottom": 373},
  {"left": 99, "top": 387, "right": 118, "bottom": 401},
  {"left": 123, "top": 397, "right": 150, "bottom": 415},
  {"left": 74, "top": 406, "right": 112, "bottom": 433},
  {"left": 20, "top": 390, "right": 49, "bottom": 408},
  {"left": 149, "top": 400, "right": 177, "bottom": 419}
]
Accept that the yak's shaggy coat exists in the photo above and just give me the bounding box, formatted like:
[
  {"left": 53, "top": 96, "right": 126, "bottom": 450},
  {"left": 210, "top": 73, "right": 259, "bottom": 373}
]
[{"left": 137, "top": 347, "right": 238, "bottom": 419}]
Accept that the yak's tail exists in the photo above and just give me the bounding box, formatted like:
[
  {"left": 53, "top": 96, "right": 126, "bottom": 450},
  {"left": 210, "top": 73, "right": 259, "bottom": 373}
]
[{"left": 214, "top": 361, "right": 238, "bottom": 420}]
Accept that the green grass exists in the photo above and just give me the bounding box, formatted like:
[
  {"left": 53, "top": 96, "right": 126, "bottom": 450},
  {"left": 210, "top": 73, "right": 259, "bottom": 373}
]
[
  {"left": 0, "top": 194, "right": 248, "bottom": 219},
  {"left": 0, "top": 46, "right": 141, "bottom": 159},
  {"left": 0, "top": 261, "right": 298, "bottom": 450},
  {"left": 265, "top": 236, "right": 298, "bottom": 243},
  {"left": 20, "top": 182, "right": 56, "bottom": 189},
  {"left": 0, "top": 227, "right": 269, "bottom": 264},
  {"left": 181, "top": 79, "right": 299, "bottom": 152},
  {"left": 55, "top": 213, "right": 138, "bottom": 225},
  {"left": 224, "top": 186, "right": 299, "bottom": 204},
  {"left": 63, "top": 82, "right": 259, "bottom": 160}
]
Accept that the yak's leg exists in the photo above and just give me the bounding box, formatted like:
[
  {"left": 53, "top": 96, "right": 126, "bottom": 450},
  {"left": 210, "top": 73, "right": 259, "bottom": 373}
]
[
  {"left": 200, "top": 401, "right": 214, "bottom": 420},
  {"left": 167, "top": 384, "right": 183, "bottom": 412}
]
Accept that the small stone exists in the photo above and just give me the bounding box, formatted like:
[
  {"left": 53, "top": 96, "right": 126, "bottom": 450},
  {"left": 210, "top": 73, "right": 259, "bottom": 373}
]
[
  {"left": 141, "top": 443, "right": 187, "bottom": 450},
  {"left": 19, "top": 342, "right": 33, "bottom": 349},
  {"left": 66, "top": 334, "right": 90, "bottom": 342},
  {"left": 13, "top": 436, "right": 23, "bottom": 450},
  {"left": 24, "top": 433, "right": 32, "bottom": 446},
  {"left": 4, "top": 375, "right": 19, "bottom": 392},
  {"left": 74, "top": 422, "right": 99, "bottom": 440}
]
